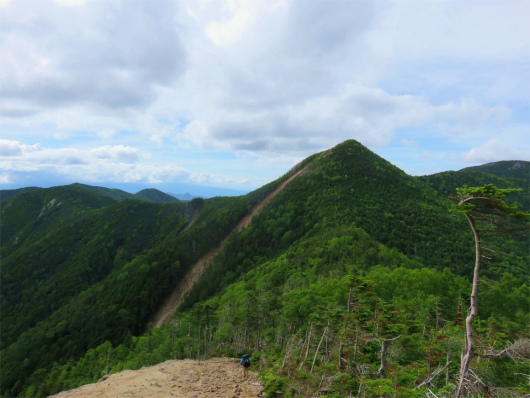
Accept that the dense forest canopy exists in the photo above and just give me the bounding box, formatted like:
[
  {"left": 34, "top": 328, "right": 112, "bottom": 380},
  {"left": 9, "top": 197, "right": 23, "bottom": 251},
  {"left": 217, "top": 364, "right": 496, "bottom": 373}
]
[{"left": 1, "top": 140, "right": 528, "bottom": 397}]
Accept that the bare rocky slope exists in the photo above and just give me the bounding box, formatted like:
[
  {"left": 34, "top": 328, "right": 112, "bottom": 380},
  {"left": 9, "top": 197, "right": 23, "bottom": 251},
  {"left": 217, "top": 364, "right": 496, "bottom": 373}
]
[{"left": 151, "top": 165, "right": 311, "bottom": 328}]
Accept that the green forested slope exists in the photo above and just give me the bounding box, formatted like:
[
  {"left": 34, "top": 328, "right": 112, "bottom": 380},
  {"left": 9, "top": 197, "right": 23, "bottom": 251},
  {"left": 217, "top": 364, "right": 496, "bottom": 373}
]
[
  {"left": 2, "top": 140, "right": 528, "bottom": 398},
  {"left": 0, "top": 186, "right": 42, "bottom": 201},
  {"left": 1, "top": 200, "right": 185, "bottom": 350},
  {"left": 71, "top": 183, "right": 180, "bottom": 203},
  {"left": 0, "top": 171, "right": 289, "bottom": 397},
  {"left": 459, "top": 160, "right": 529, "bottom": 181},
  {"left": 27, "top": 225, "right": 529, "bottom": 397},
  {"left": 0, "top": 185, "right": 118, "bottom": 258},
  {"left": 418, "top": 169, "right": 529, "bottom": 283},
  {"left": 181, "top": 141, "right": 488, "bottom": 310},
  {"left": 419, "top": 169, "right": 528, "bottom": 212},
  {"left": 134, "top": 188, "right": 180, "bottom": 203},
  {"left": 69, "top": 183, "right": 137, "bottom": 201}
]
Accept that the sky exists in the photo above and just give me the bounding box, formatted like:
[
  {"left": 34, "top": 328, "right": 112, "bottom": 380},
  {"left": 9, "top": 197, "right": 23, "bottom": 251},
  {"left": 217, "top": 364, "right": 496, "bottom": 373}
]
[{"left": 1, "top": 0, "right": 529, "bottom": 197}]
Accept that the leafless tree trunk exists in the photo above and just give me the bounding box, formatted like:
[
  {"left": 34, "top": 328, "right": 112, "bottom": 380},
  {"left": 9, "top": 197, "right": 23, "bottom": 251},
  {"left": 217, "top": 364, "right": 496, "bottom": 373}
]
[
  {"left": 105, "top": 345, "right": 111, "bottom": 375},
  {"left": 170, "top": 322, "right": 176, "bottom": 360},
  {"left": 281, "top": 336, "right": 297, "bottom": 370},
  {"left": 338, "top": 342, "right": 343, "bottom": 371},
  {"left": 457, "top": 214, "right": 481, "bottom": 398},
  {"left": 197, "top": 323, "right": 201, "bottom": 363},
  {"left": 451, "top": 185, "right": 529, "bottom": 397},
  {"left": 353, "top": 327, "right": 359, "bottom": 362},
  {"left": 311, "top": 322, "right": 330, "bottom": 374},
  {"left": 187, "top": 323, "right": 192, "bottom": 358},
  {"left": 446, "top": 352, "right": 451, "bottom": 385},
  {"left": 435, "top": 298, "right": 444, "bottom": 331},
  {"left": 299, "top": 322, "right": 313, "bottom": 369},
  {"left": 377, "top": 336, "right": 400, "bottom": 377}
]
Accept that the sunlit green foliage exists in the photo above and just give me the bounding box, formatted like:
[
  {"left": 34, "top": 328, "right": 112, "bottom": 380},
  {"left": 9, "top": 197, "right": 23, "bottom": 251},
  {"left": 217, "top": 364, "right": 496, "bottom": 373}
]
[{"left": 24, "top": 225, "right": 528, "bottom": 397}]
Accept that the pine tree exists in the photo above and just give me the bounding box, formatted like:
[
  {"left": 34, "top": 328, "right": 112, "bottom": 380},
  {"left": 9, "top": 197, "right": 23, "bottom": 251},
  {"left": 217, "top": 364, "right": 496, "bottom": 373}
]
[{"left": 450, "top": 184, "right": 529, "bottom": 397}]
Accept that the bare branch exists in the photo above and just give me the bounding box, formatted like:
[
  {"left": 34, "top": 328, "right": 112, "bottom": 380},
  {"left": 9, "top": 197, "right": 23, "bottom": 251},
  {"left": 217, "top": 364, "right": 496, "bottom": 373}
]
[
  {"left": 481, "top": 339, "right": 530, "bottom": 361},
  {"left": 415, "top": 363, "right": 449, "bottom": 390},
  {"left": 480, "top": 246, "right": 500, "bottom": 253},
  {"left": 468, "top": 369, "right": 486, "bottom": 386},
  {"left": 427, "top": 388, "right": 441, "bottom": 398}
]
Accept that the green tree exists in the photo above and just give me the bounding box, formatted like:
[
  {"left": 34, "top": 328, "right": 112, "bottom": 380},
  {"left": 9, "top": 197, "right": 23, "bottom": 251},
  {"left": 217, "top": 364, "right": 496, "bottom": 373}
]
[{"left": 450, "top": 184, "right": 529, "bottom": 397}]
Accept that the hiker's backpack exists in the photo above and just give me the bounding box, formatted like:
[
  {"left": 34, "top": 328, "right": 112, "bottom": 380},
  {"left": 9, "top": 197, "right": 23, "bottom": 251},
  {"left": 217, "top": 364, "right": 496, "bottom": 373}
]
[{"left": 242, "top": 355, "right": 251, "bottom": 368}]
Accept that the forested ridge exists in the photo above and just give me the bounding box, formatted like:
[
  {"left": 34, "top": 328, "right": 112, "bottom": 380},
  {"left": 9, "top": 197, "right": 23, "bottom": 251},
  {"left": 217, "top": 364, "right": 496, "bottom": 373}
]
[{"left": 1, "top": 140, "right": 528, "bottom": 397}]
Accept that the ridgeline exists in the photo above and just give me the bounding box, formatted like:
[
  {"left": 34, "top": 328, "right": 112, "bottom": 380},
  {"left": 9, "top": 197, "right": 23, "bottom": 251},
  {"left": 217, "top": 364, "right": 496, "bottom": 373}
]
[{"left": 1, "top": 140, "right": 528, "bottom": 397}]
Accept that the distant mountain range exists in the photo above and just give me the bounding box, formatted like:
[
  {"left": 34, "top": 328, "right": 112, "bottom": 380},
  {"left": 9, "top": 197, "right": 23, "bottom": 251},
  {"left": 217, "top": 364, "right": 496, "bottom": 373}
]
[
  {"left": 459, "top": 159, "right": 529, "bottom": 180},
  {"left": 0, "top": 183, "right": 180, "bottom": 204},
  {"left": 166, "top": 192, "right": 204, "bottom": 201},
  {"left": 1, "top": 183, "right": 246, "bottom": 203}
]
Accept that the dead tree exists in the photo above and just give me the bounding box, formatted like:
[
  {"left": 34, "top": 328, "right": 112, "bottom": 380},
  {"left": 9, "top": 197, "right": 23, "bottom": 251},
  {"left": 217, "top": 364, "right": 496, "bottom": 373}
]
[
  {"left": 299, "top": 322, "right": 313, "bottom": 370},
  {"left": 377, "top": 335, "right": 400, "bottom": 377},
  {"left": 311, "top": 321, "right": 330, "bottom": 375}
]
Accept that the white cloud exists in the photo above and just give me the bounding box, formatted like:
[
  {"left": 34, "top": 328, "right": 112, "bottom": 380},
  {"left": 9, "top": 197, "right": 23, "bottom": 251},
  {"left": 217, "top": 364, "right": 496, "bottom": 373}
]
[
  {"left": 0, "top": 0, "right": 528, "bottom": 188},
  {"left": 179, "top": 85, "right": 513, "bottom": 159},
  {"left": 52, "top": 0, "right": 89, "bottom": 6},
  {"left": 95, "top": 129, "right": 116, "bottom": 141},
  {"left": 462, "top": 140, "right": 530, "bottom": 164},
  {"left": 0, "top": 140, "right": 23, "bottom": 156},
  {"left": 90, "top": 145, "right": 140, "bottom": 163},
  {"left": 371, "top": 2, "right": 529, "bottom": 62},
  {"left": 171, "top": 0, "right": 525, "bottom": 164},
  {"left": 434, "top": 100, "right": 510, "bottom": 132},
  {"left": 0, "top": 140, "right": 41, "bottom": 156},
  {"left": 101, "top": 162, "right": 190, "bottom": 184},
  {"left": 203, "top": 0, "right": 261, "bottom": 46},
  {"left": 0, "top": 0, "right": 187, "bottom": 114},
  {"left": 0, "top": 140, "right": 240, "bottom": 187}
]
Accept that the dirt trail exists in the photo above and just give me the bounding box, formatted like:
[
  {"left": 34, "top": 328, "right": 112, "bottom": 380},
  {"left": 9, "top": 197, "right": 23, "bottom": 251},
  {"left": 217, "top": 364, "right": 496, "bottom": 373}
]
[
  {"left": 152, "top": 167, "right": 309, "bottom": 328},
  {"left": 48, "top": 357, "right": 263, "bottom": 398}
]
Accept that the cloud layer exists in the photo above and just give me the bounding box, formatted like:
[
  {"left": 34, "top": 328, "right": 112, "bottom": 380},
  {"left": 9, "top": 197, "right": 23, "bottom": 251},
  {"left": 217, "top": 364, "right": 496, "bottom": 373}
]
[
  {"left": 462, "top": 140, "right": 530, "bottom": 164},
  {"left": 0, "top": 0, "right": 528, "bottom": 189},
  {"left": 0, "top": 139, "right": 235, "bottom": 187},
  {"left": 1, "top": 0, "right": 186, "bottom": 114}
]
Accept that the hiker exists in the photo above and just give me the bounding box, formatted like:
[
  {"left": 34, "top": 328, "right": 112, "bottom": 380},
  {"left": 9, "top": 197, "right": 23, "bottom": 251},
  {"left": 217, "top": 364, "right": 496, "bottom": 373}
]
[{"left": 238, "top": 354, "right": 251, "bottom": 379}]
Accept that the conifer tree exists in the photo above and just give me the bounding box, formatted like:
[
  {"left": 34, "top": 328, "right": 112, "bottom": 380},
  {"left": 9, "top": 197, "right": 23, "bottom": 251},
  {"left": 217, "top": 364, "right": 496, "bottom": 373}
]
[{"left": 450, "top": 184, "right": 529, "bottom": 397}]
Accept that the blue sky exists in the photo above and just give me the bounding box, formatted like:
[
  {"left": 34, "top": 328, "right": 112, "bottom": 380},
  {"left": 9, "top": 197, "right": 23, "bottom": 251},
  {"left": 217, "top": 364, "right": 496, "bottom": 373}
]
[{"left": 1, "top": 0, "right": 529, "bottom": 197}]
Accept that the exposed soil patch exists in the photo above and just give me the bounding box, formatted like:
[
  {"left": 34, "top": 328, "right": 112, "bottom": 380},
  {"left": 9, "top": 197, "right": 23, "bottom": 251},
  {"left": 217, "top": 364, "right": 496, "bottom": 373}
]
[{"left": 48, "top": 358, "right": 263, "bottom": 398}]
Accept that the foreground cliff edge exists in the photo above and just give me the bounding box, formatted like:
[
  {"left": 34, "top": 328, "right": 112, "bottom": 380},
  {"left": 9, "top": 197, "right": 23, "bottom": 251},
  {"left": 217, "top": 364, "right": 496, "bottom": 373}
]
[{"left": 48, "top": 358, "right": 263, "bottom": 398}]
